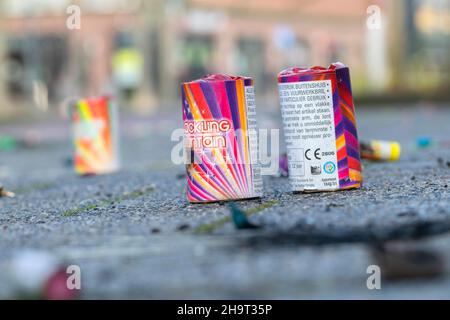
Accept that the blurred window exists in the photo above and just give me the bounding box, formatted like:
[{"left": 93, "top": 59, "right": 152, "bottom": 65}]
[
  {"left": 179, "top": 35, "right": 214, "bottom": 82},
  {"left": 4, "top": 36, "right": 67, "bottom": 102},
  {"left": 237, "top": 38, "right": 266, "bottom": 92}
]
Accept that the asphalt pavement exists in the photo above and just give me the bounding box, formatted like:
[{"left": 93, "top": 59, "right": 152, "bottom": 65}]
[{"left": 0, "top": 103, "right": 449, "bottom": 299}]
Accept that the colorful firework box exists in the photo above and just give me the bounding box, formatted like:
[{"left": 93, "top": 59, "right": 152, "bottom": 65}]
[
  {"left": 278, "top": 62, "right": 362, "bottom": 192},
  {"left": 70, "top": 96, "right": 119, "bottom": 175},
  {"left": 182, "top": 74, "right": 263, "bottom": 203}
]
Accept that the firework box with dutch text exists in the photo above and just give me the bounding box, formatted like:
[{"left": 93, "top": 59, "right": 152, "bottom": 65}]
[{"left": 278, "top": 63, "right": 362, "bottom": 192}]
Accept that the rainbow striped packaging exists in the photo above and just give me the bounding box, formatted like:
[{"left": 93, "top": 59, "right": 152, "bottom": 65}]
[
  {"left": 278, "top": 63, "right": 362, "bottom": 192},
  {"left": 70, "top": 96, "right": 119, "bottom": 175},
  {"left": 182, "top": 74, "right": 263, "bottom": 203}
]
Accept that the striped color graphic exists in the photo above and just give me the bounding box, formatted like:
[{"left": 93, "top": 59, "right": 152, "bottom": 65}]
[
  {"left": 333, "top": 63, "right": 362, "bottom": 188},
  {"left": 71, "top": 96, "right": 119, "bottom": 175},
  {"left": 182, "top": 74, "right": 262, "bottom": 203},
  {"left": 278, "top": 63, "right": 362, "bottom": 190}
]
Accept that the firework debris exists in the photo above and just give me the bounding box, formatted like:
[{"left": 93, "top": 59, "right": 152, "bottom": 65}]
[
  {"left": 0, "top": 184, "right": 15, "bottom": 198},
  {"left": 360, "top": 140, "right": 401, "bottom": 161},
  {"left": 437, "top": 157, "right": 450, "bottom": 168},
  {"left": 194, "top": 200, "right": 278, "bottom": 234},
  {"left": 372, "top": 244, "right": 445, "bottom": 280},
  {"left": 416, "top": 136, "right": 432, "bottom": 149},
  {"left": 8, "top": 250, "right": 80, "bottom": 300},
  {"left": 229, "top": 202, "right": 259, "bottom": 230},
  {"left": 0, "top": 134, "right": 42, "bottom": 152}
]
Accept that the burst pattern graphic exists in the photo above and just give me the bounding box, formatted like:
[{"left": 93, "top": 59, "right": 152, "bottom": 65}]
[
  {"left": 182, "top": 74, "right": 262, "bottom": 203},
  {"left": 71, "top": 96, "right": 119, "bottom": 175}
]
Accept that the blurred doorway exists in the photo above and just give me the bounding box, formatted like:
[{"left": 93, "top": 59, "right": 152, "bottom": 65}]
[
  {"left": 236, "top": 38, "right": 267, "bottom": 93},
  {"left": 4, "top": 35, "right": 67, "bottom": 104},
  {"left": 180, "top": 35, "right": 214, "bottom": 82}
]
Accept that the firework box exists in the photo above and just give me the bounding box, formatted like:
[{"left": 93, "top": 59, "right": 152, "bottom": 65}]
[
  {"left": 181, "top": 74, "right": 263, "bottom": 203},
  {"left": 278, "top": 62, "right": 362, "bottom": 192},
  {"left": 70, "top": 96, "right": 119, "bottom": 175}
]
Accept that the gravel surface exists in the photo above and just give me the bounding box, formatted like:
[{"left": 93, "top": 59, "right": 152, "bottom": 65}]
[{"left": 0, "top": 103, "right": 449, "bottom": 299}]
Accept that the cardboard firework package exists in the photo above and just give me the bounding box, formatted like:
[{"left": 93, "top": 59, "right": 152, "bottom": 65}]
[
  {"left": 181, "top": 74, "right": 263, "bottom": 203},
  {"left": 278, "top": 63, "right": 362, "bottom": 192},
  {"left": 70, "top": 96, "right": 119, "bottom": 175}
]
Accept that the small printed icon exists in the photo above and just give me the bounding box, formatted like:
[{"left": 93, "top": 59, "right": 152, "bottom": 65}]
[
  {"left": 310, "top": 165, "right": 321, "bottom": 175},
  {"left": 305, "top": 148, "right": 321, "bottom": 160},
  {"left": 323, "top": 161, "right": 336, "bottom": 174}
]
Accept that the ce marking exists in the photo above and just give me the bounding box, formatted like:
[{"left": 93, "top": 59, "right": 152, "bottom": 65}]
[{"left": 305, "top": 148, "right": 321, "bottom": 160}]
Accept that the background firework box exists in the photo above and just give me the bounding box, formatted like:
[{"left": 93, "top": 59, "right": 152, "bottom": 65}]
[
  {"left": 182, "top": 74, "right": 263, "bottom": 203},
  {"left": 278, "top": 62, "right": 362, "bottom": 192},
  {"left": 70, "top": 96, "right": 119, "bottom": 175}
]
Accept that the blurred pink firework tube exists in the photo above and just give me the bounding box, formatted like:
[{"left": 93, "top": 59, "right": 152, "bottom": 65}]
[
  {"left": 70, "top": 96, "right": 120, "bottom": 175},
  {"left": 278, "top": 63, "right": 363, "bottom": 192},
  {"left": 181, "top": 74, "right": 263, "bottom": 203}
]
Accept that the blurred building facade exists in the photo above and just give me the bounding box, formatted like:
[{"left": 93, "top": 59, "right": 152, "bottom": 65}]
[
  {"left": 164, "top": 0, "right": 381, "bottom": 98},
  {"left": 0, "top": 0, "right": 448, "bottom": 117},
  {"left": 0, "top": 0, "right": 143, "bottom": 117}
]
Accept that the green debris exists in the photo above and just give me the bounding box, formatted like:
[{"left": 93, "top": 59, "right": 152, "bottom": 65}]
[
  {"left": 62, "top": 203, "right": 99, "bottom": 217},
  {"left": 0, "top": 136, "right": 17, "bottom": 152},
  {"left": 112, "top": 186, "right": 155, "bottom": 203},
  {"left": 195, "top": 200, "right": 278, "bottom": 234},
  {"left": 229, "top": 202, "right": 259, "bottom": 229},
  {"left": 13, "top": 182, "right": 56, "bottom": 194},
  {"left": 62, "top": 186, "right": 155, "bottom": 217},
  {"left": 245, "top": 200, "right": 279, "bottom": 215},
  {"left": 195, "top": 216, "right": 231, "bottom": 234}
]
